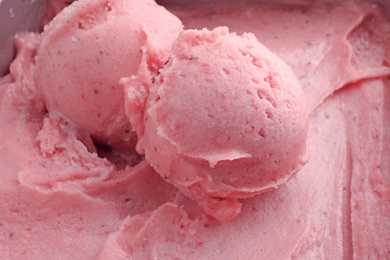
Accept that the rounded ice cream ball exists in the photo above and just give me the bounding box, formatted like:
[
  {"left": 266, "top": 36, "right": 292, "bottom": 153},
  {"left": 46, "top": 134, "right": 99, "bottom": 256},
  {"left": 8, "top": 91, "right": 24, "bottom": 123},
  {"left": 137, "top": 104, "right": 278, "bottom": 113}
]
[
  {"left": 137, "top": 27, "right": 309, "bottom": 222},
  {"left": 34, "top": 0, "right": 183, "bottom": 148}
]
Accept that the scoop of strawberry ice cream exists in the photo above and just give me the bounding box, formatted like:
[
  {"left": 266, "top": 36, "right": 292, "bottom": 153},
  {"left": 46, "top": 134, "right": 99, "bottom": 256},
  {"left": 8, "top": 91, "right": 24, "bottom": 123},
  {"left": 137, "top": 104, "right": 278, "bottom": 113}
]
[
  {"left": 34, "top": 0, "right": 182, "bottom": 148},
  {"left": 132, "top": 27, "right": 309, "bottom": 222}
]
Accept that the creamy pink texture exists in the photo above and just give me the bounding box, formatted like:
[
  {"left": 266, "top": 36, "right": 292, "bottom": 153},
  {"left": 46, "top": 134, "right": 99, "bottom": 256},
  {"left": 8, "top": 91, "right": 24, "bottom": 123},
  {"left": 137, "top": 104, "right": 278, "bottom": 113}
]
[
  {"left": 0, "top": 0, "right": 389, "bottom": 259},
  {"left": 131, "top": 27, "right": 308, "bottom": 222},
  {"left": 35, "top": 0, "right": 183, "bottom": 148}
]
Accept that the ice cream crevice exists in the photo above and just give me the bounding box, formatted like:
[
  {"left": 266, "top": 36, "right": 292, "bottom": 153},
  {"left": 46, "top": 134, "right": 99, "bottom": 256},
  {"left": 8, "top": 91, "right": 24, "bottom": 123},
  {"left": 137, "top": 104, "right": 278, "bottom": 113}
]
[
  {"left": 256, "top": 88, "right": 277, "bottom": 109},
  {"left": 317, "top": 66, "right": 390, "bottom": 113},
  {"left": 342, "top": 129, "right": 354, "bottom": 260}
]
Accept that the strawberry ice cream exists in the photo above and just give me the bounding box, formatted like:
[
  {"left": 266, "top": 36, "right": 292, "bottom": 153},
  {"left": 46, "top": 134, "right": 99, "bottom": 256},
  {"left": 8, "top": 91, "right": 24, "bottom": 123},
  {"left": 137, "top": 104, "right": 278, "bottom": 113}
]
[
  {"left": 34, "top": 0, "right": 182, "bottom": 148},
  {"left": 0, "top": 0, "right": 389, "bottom": 259},
  {"left": 129, "top": 27, "right": 308, "bottom": 222}
]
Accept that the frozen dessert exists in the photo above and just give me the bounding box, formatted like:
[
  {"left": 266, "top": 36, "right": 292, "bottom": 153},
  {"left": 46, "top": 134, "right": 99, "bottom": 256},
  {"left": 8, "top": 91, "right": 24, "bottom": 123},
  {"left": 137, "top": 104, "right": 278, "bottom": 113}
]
[
  {"left": 127, "top": 27, "right": 308, "bottom": 222},
  {"left": 0, "top": 0, "right": 389, "bottom": 259},
  {"left": 35, "top": 0, "right": 183, "bottom": 148}
]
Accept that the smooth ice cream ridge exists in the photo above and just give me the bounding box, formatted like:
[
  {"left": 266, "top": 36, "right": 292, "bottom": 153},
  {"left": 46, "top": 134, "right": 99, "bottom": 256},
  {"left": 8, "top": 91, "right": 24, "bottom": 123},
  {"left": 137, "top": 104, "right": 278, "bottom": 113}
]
[{"left": 127, "top": 27, "right": 309, "bottom": 222}]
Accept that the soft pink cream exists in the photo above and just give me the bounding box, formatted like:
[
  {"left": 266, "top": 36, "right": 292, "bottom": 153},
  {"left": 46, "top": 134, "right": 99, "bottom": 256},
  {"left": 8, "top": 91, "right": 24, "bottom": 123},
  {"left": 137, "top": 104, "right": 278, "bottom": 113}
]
[
  {"left": 0, "top": 0, "right": 389, "bottom": 259},
  {"left": 35, "top": 0, "right": 183, "bottom": 148},
  {"left": 130, "top": 27, "right": 308, "bottom": 222}
]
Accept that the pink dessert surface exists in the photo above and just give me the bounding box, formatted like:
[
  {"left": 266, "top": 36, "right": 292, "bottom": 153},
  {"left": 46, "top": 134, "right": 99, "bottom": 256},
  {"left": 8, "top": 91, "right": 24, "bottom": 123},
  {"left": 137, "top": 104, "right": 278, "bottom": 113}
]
[
  {"left": 129, "top": 26, "right": 308, "bottom": 222},
  {"left": 0, "top": 0, "right": 389, "bottom": 259},
  {"left": 35, "top": 0, "right": 182, "bottom": 149}
]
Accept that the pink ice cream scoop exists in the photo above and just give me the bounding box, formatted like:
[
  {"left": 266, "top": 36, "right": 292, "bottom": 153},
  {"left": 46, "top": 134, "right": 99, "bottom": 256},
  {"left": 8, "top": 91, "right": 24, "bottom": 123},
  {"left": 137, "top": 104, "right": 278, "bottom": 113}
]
[
  {"left": 34, "top": 0, "right": 183, "bottom": 148},
  {"left": 134, "top": 27, "right": 309, "bottom": 222}
]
